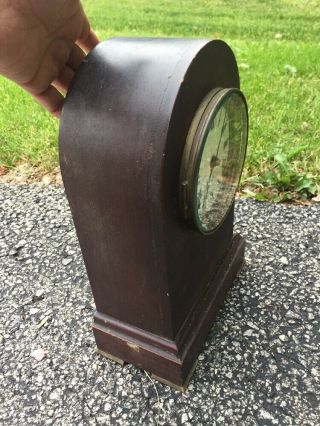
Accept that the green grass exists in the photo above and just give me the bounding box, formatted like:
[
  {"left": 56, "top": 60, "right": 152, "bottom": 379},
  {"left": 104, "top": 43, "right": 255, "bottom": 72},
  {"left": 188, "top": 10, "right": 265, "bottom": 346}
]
[{"left": 0, "top": 0, "right": 319, "bottom": 199}]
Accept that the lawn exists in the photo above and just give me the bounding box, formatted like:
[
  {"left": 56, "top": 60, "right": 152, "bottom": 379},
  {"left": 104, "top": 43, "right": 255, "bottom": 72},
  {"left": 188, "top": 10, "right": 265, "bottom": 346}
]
[{"left": 0, "top": 0, "right": 319, "bottom": 200}]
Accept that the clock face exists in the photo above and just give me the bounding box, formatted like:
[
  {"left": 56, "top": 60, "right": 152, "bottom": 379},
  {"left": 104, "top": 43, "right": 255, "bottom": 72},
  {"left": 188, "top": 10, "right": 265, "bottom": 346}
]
[{"left": 180, "top": 88, "right": 248, "bottom": 234}]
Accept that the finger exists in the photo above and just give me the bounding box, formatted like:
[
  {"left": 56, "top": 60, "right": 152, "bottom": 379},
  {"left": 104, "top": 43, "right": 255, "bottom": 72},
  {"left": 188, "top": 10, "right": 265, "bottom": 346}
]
[
  {"left": 67, "top": 43, "right": 86, "bottom": 72},
  {"left": 31, "top": 85, "right": 64, "bottom": 118},
  {"left": 53, "top": 65, "right": 75, "bottom": 95},
  {"left": 77, "top": 29, "right": 100, "bottom": 53}
]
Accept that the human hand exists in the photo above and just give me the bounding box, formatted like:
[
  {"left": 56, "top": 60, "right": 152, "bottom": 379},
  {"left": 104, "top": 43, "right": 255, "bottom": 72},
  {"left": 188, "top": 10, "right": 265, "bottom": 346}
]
[{"left": 0, "top": 0, "right": 99, "bottom": 117}]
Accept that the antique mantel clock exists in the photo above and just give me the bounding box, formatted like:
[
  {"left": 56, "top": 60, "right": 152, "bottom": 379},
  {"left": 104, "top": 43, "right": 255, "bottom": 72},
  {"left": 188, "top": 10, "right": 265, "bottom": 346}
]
[{"left": 59, "top": 38, "right": 248, "bottom": 390}]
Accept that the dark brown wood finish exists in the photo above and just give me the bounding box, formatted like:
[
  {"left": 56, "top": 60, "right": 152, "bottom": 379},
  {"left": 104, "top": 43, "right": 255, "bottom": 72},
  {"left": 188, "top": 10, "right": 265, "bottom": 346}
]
[{"left": 59, "top": 38, "right": 245, "bottom": 388}]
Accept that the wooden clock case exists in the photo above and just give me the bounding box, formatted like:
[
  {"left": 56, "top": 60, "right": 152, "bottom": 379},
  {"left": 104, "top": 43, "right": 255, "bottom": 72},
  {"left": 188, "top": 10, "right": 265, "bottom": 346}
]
[{"left": 59, "top": 38, "right": 245, "bottom": 389}]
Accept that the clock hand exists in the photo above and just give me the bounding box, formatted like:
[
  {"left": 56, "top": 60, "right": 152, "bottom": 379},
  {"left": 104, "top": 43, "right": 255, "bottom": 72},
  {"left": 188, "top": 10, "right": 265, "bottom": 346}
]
[
  {"left": 203, "top": 154, "right": 221, "bottom": 210},
  {"left": 203, "top": 108, "right": 228, "bottom": 208},
  {"left": 216, "top": 105, "right": 228, "bottom": 156}
]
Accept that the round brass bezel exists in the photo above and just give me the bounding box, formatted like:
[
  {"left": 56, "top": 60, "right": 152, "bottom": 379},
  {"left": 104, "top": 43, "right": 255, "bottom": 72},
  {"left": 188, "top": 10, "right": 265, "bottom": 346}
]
[{"left": 179, "top": 87, "right": 248, "bottom": 234}]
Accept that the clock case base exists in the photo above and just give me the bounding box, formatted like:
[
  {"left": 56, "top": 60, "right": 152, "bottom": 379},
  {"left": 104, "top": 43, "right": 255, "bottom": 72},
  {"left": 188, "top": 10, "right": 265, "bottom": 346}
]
[{"left": 93, "top": 234, "right": 244, "bottom": 389}]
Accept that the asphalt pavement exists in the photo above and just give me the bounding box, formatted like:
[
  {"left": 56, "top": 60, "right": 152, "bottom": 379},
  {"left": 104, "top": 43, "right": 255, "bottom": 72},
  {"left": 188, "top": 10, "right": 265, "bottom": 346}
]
[{"left": 0, "top": 184, "right": 319, "bottom": 425}]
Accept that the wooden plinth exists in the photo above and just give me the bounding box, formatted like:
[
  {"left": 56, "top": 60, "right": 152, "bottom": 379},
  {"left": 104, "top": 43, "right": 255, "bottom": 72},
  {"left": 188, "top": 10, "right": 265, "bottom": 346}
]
[{"left": 93, "top": 234, "right": 244, "bottom": 389}]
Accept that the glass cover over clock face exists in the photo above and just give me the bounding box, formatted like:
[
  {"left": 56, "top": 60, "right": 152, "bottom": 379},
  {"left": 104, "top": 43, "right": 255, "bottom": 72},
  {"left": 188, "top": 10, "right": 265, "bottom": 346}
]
[{"left": 180, "top": 88, "right": 248, "bottom": 234}]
